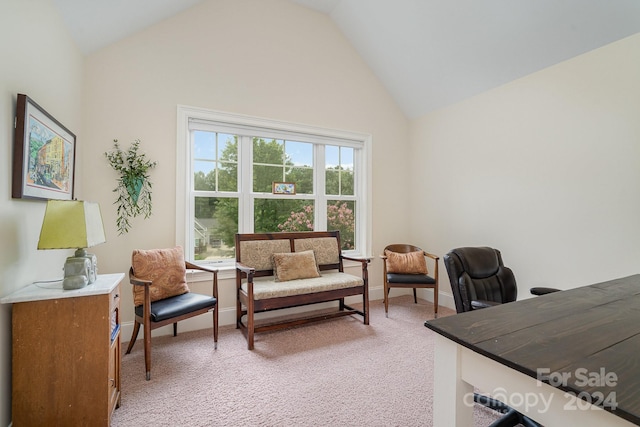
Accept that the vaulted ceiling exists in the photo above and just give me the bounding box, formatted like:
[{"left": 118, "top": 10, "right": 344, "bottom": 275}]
[{"left": 53, "top": 0, "right": 640, "bottom": 118}]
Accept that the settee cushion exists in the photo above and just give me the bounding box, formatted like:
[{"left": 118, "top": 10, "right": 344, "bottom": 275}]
[
  {"left": 384, "top": 249, "right": 428, "bottom": 275},
  {"left": 243, "top": 272, "right": 363, "bottom": 300},
  {"left": 131, "top": 246, "right": 190, "bottom": 307},
  {"left": 273, "top": 250, "right": 320, "bottom": 282},
  {"left": 294, "top": 237, "right": 340, "bottom": 265},
  {"left": 239, "top": 239, "right": 291, "bottom": 270}
]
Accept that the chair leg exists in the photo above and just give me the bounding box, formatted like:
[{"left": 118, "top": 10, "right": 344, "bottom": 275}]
[
  {"left": 247, "top": 299, "right": 255, "bottom": 350},
  {"left": 383, "top": 282, "right": 389, "bottom": 318},
  {"left": 173, "top": 322, "right": 177, "bottom": 337},
  {"left": 213, "top": 305, "right": 218, "bottom": 350},
  {"left": 144, "top": 318, "right": 152, "bottom": 380},
  {"left": 433, "top": 286, "right": 439, "bottom": 318},
  {"left": 413, "top": 288, "right": 417, "bottom": 304},
  {"left": 125, "top": 321, "right": 141, "bottom": 354}
]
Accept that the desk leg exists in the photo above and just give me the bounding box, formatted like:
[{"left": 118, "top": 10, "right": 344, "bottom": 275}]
[{"left": 433, "top": 335, "right": 474, "bottom": 427}]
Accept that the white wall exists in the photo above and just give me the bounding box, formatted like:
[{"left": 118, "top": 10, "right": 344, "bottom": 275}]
[
  {"left": 5, "top": 1, "right": 636, "bottom": 423},
  {"left": 82, "top": 0, "right": 410, "bottom": 332},
  {"left": 0, "top": 0, "right": 84, "bottom": 423},
  {"left": 410, "top": 33, "right": 640, "bottom": 304}
]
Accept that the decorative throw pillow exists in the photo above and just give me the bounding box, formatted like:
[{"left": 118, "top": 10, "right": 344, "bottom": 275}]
[
  {"left": 273, "top": 250, "right": 321, "bottom": 282},
  {"left": 385, "top": 250, "right": 428, "bottom": 275},
  {"left": 131, "top": 246, "right": 190, "bottom": 307}
]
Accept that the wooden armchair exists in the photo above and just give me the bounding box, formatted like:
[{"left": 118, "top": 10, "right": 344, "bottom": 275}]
[
  {"left": 381, "top": 244, "right": 439, "bottom": 318},
  {"left": 125, "top": 247, "right": 218, "bottom": 380}
]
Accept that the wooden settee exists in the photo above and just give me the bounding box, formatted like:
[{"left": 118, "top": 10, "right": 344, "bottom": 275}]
[{"left": 235, "top": 231, "right": 370, "bottom": 349}]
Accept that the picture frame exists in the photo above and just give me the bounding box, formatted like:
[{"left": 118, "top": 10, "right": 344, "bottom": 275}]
[
  {"left": 272, "top": 182, "right": 296, "bottom": 195},
  {"left": 12, "top": 94, "right": 76, "bottom": 200}
]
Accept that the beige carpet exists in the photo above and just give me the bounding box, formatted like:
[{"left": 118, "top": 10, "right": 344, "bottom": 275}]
[{"left": 112, "top": 295, "right": 500, "bottom": 426}]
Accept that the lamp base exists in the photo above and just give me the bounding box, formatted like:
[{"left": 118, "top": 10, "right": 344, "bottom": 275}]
[
  {"left": 63, "top": 275, "right": 88, "bottom": 290},
  {"left": 63, "top": 257, "right": 91, "bottom": 290},
  {"left": 74, "top": 248, "right": 98, "bottom": 284}
]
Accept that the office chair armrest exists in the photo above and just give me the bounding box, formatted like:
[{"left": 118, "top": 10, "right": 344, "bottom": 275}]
[
  {"left": 530, "top": 287, "right": 560, "bottom": 296},
  {"left": 471, "top": 299, "right": 500, "bottom": 310}
]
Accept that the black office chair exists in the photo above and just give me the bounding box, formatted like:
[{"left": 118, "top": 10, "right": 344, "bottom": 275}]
[{"left": 444, "top": 246, "right": 557, "bottom": 427}]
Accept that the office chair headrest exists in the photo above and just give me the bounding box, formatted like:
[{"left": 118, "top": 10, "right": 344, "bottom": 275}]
[{"left": 451, "top": 247, "right": 501, "bottom": 279}]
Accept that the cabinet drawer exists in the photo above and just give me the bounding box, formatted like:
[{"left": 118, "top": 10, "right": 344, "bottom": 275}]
[{"left": 110, "top": 285, "right": 120, "bottom": 312}]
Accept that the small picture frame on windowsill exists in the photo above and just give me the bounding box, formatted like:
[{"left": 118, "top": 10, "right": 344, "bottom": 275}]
[{"left": 272, "top": 182, "right": 296, "bottom": 195}]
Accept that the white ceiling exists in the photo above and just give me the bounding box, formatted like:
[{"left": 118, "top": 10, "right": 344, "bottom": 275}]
[{"left": 53, "top": 0, "right": 640, "bottom": 118}]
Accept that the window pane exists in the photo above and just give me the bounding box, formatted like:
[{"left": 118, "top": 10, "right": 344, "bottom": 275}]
[
  {"left": 253, "top": 165, "right": 283, "bottom": 192},
  {"left": 341, "top": 168, "right": 354, "bottom": 195},
  {"left": 285, "top": 167, "right": 313, "bottom": 194},
  {"left": 218, "top": 133, "right": 236, "bottom": 160},
  {"left": 194, "top": 131, "right": 215, "bottom": 160},
  {"left": 340, "top": 147, "right": 354, "bottom": 195},
  {"left": 325, "top": 145, "right": 354, "bottom": 196},
  {"left": 327, "top": 200, "right": 355, "bottom": 250},
  {"left": 194, "top": 131, "right": 238, "bottom": 192},
  {"left": 254, "top": 199, "right": 314, "bottom": 233},
  {"left": 194, "top": 196, "right": 238, "bottom": 261},
  {"left": 286, "top": 140, "right": 313, "bottom": 167},
  {"left": 325, "top": 169, "right": 339, "bottom": 195},
  {"left": 253, "top": 138, "right": 284, "bottom": 165},
  {"left": 218, "top": 162, "right": 237, "bottom": 192},
  {"left": 218, "top": 135, "right": 238, "bottom": 192},
  {"left": 194, "top": 161, "right": 216, "bottom": 191}
]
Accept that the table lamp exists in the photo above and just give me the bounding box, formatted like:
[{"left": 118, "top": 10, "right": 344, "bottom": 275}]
[{"left": 38, "top": 200, "right": 106, "bottom": 290}]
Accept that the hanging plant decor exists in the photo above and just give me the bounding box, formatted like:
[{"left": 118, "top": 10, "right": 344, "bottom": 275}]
[{"left": 105, "top": 139, "right": 158, "bottom": 235}]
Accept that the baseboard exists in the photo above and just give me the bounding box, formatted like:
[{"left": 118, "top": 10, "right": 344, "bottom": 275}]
[{"left": 120, "top": 286, "right": 455, "bottom": 344}]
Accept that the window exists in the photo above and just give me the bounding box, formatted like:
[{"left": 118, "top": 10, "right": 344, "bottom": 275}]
[{"left": 177, "top": 106, "right": 371, "bottom": 267}]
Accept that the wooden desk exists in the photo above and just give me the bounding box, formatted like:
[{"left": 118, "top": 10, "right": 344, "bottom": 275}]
[{"left": 425, "top": 274, "right": 640, "bottom": 427}]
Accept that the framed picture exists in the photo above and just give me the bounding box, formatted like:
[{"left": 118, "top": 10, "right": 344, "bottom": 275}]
[
  {"left": 272, "top": 182, "right": 296, "bottom": 195},
  {"left": 12, "top": 94, "right": 76, "bottom": 200}
]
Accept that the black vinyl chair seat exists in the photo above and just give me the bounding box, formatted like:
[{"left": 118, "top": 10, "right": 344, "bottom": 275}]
[
  {"left": 135, "top": 292, "right": 217, "bottom": 323},
  {"left": 386, "top": 273, "right": 436, "bottom": 285}
]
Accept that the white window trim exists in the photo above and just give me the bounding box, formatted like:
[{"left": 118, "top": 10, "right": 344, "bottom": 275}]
[{"left": 176, "top": 105, "right": 373, "bottom": 267}]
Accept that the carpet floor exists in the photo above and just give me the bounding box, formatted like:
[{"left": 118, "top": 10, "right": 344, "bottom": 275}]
[{"left": 112, "top": 295, "right": 501, "bottom": 426}]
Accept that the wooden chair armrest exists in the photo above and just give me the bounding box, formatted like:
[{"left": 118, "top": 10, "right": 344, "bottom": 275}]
[
  {"left": 235, "top": 262, "right": 255, "bottom": 295},
  {"left": 341, "top": 255, "right": 371, "bottom": 264},
  {"left": 423, "top": 251, "right": 440, "bottom": 261},
  {"left": 235, "top": 261, "right": 255, "bottom": 275},
  {"left": 185, "top": 261, "right": 219, "bottom": 298},
  {"left": 129, "top": 267, "right": 152, "bottom": 315},
  {"left": 185, "top": 261, "right": 218, "bottom": 274},
  {"left": 129, "top": 267, "right": 152, "bottom": 287},
  {"left": 341, "top": 255, "right": 370, "bottom": 278}
]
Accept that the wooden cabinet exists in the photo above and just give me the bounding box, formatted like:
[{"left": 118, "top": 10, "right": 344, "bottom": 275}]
[{"left": 2, "top": 273, "right": 123, "bottom": 426}]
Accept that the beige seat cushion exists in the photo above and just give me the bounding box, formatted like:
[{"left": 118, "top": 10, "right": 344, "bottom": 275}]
[
  {"left": 131, "top": 246, "right": 190, "bottom": 307},
  {"left": 384, "top": 249, "right": 428, "bottom": 274},
  {"left": 243, "top": 272, "right": 363, "bottom": 299}
]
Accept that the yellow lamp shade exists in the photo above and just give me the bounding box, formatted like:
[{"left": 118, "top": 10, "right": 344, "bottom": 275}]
[{"left": 38, "top": 200, "right": 106, "bottom": 250}]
